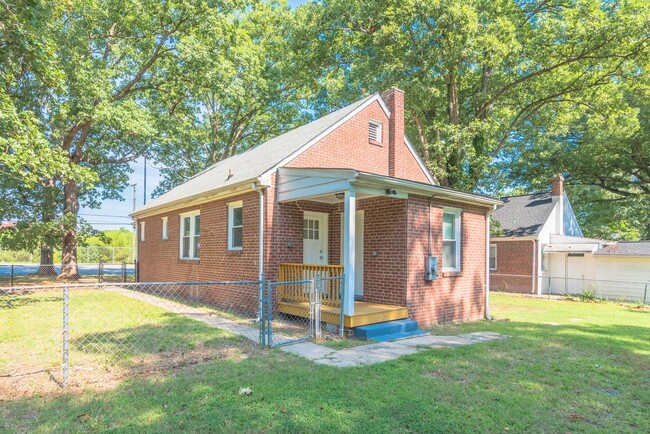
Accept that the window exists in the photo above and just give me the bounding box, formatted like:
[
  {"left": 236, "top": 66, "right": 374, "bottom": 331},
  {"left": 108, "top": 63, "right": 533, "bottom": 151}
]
[
  {"left": 161, "top": 217, "right": 168, "bottom": 240},
  {"left": 489, "top": 244, "right": 497, "bottom": 270},
  {"left": 139, "top": 222, "right": 145, "bottom": 242},
  {"left": 369, "top": 120, "right": 382, "bottom": 143},
  {"left": 228, "top": 201, "right": 243, "bottom": 250},
  {"left": 442, "top": 208, "right": 461, "bottom": 272},
  {"left": 180, "top": 210, "right": 200, "bottom": 259},
  {"left": 303, "top": 218, "right": 320, "bottom": 240}
]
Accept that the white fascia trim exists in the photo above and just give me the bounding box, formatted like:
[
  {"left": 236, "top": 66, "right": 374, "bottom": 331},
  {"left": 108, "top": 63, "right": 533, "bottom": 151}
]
[
  {"left": 261, "top": 94, "right": 390, "bottom": 178},
  {"left": 490, "top": 236, "right": 539, "bottom": 241},
  {"left": 131, "top": 179, "right": 260, "bottom": 219},
  {"left": 353, "top": 173, "right": 503, "bottom": 207},
  {"left": 404, "top": 134, "right": 436, "bottom": 185}
]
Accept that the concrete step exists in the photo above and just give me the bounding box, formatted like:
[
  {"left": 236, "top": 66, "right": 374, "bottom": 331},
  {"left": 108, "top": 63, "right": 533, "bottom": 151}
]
[{"left": 354, "top": 319, "right": 427, "bottom": 341}]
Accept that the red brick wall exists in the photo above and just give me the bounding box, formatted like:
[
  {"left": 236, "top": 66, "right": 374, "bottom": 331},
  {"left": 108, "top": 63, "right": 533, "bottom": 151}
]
[
  {"left": 406, "top": 195, "right": 488, "bottom": 326},
  {"left": 137, "top": 191, "right": 260, "bottom": 283},
  {"left": 264, "top": 186, "right": 408, "bottom": 307},
  {"left": 285, "top": 99, "right": 431, "bottom": 185},
  {"left": 490, "top": 240, "right": 536, "bottom": 293}
]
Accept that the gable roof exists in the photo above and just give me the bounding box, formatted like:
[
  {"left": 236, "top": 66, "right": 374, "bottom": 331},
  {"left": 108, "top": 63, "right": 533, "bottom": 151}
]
[
  {"left": 594, "top": 241, "right": 650, "bottom": 257},
  {"left": 133, "top": 94, "right": 384, "bottom": 217},
  {"left": 492, "top": 192, "right": 557, "bottom": 237}
]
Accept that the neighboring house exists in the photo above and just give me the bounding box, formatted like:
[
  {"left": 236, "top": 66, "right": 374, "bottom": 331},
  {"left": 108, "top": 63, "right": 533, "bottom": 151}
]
[
  {"left": 490, "top": 176, "right": 650, "bottom": 301},
  {"left": 132, "top": 89, "right": 501, "bottom": 328},
  {"left": 489, "top": 174, "right": 584, "bottom": 294},
  {"left": 545, "top": 238, "right": 650, "bottom": 301}
]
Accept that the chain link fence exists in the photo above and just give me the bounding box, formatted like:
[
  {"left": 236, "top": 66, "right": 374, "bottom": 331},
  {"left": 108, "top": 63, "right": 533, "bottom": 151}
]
[
  {"left": 1, "top": 273, "right": 345, "bottom": 398},
  {"left": 544, "top": 276, "right": 649, "bottom": 303},
  {"left": 263, "top": 274, "right": 345, "bottom": 347},
  {"left": 491, "top": 272, "right": 649, "bottom": 303},
  {"left": 1, "top": 280, "right": 263, "bottom": 397},
  {"left": 0, "top": 262, "right": 136, "bottom": 286}
]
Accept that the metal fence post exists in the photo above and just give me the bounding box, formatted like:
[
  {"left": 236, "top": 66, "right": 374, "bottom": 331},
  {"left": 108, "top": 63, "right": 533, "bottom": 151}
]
[
  {"left": 644, "top": 283, "right": 648, "bottom": 305},
  {"left": 258, "top": 273, "right": 265, "bottom": 346},
  {"left": 315, "top": 274, "right": 321, "bottom": 340},
  {"left": 62, "top": 284, "right": 70, "bottom": 388},
  {"left": 339, "top": 273, "right": 345, "bottom": 337},
  {"left": 10, "top": 265, "right": 14, "bottom": 287},
  {"left": 266, "top": 280, "right": 272, "bottom": 347}
]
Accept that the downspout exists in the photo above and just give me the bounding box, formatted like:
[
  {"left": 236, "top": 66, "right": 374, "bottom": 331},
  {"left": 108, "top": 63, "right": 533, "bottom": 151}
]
[
  {"left": 254, "top": 183, "right": 264, "bottom": 279},
  {"left": 428, "top": 195, "right": 435, "bottom": 255},
  {"left": 531, "top": 240, "right": 536, "bottom": 294},
  {"left": 254, "top": 183, "right": 265, "bottom": 322},
  {"left": 485, "top": 205, "right": 496, "bottom": 320}
]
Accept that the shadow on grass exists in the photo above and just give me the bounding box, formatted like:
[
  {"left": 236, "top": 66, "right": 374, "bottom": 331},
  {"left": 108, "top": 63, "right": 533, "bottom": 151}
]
[
  {"left": 0, "top": 294, "right": 62, "bottom": 309},
  {"left": 2, "top": 319, "right": 648, "bottom": 433},
  {"left": 71, "top": 313, "right": 253, "bottom": 363}
]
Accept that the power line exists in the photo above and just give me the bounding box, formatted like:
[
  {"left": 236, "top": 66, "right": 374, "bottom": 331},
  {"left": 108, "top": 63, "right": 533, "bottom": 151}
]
[{"left": 79, "top": 214, "right": 132, "bottom": 219}]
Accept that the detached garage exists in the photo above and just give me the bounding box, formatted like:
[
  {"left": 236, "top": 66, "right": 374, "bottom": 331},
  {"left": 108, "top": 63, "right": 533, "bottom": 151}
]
[{"left": 544, "top": 240, "right": 650, "bottom": 302}]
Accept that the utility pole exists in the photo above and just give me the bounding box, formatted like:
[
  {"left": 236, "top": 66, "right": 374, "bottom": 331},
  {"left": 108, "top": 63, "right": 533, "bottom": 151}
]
[
  {"left": 132, "top": 183, "right": 137, "bottom": 263},
  {"left": 143, "top": 155, "right": 147, "bottom": 205}
]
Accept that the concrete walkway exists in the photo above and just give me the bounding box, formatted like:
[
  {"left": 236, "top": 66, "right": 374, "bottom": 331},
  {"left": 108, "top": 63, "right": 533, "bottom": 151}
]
[
  {"left": 281, "top": 332, "right": 506, "bottom": 367},
  {"left": 109, "top": 286, "right": 506, "bottom": 367}
]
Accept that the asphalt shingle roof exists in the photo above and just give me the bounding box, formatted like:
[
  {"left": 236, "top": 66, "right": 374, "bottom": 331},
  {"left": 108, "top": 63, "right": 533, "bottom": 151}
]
[
  {"left": 594, "top": 241, "right": 650, "bottom": 257},
  {"left": 492, "top": 192, "right": 557, "bottom": 237},
  {"left": 135, "top": 94, "right": 377, "bottom": 215}
]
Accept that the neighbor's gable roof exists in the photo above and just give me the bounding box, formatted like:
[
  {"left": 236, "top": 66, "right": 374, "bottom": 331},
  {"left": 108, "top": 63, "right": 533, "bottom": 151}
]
[
  {"left": 594, "top": 241, "right": 650, "bottom": 257},
  {"left": 133, "top": 94, "right": 385, "bottom": 217},
  {"left": 492, "top": 192, "right": 557, "bottom": 237}
]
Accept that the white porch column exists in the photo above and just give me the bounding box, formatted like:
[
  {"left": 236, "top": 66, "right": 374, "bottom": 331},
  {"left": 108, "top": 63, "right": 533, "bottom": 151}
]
[{"left": 342, "top": 189, "right": 356, "bottom": 315}]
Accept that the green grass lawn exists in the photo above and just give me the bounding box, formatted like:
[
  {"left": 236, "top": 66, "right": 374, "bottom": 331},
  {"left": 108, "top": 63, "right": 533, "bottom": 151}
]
[{"left": 1, "top": 293, "right": 648, "bottom": 433}]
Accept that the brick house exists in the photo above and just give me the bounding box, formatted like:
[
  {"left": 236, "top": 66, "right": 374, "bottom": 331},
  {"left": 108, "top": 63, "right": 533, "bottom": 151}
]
[
  {"left": 132, "top": 89, "right": 501, "bottom": 327},
  {"left": 489, "top": 174, "right": 585, "bottom": 294}
]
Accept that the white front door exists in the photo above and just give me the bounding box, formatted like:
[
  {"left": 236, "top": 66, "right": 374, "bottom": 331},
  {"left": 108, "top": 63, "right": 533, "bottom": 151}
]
[
  {"left": 303, "top": 212, "right": 328, "bottom": 265},
  {"left": 340, "top": 211, "right": 364, "bottom": 298}
]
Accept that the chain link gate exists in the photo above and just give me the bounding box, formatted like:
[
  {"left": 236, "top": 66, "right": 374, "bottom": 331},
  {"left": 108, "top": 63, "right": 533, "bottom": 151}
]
[{"left": 260, "top": 273, "right": 344, "bottom": 347}]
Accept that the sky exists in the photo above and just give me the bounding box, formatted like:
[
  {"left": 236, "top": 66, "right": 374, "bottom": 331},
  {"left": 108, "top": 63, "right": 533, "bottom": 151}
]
[
  {"left": 82, "top": 0, "right": 309, "bottom": 232},
  {"left": 80, "top": 157, "right": 162, "bottom": 231}
]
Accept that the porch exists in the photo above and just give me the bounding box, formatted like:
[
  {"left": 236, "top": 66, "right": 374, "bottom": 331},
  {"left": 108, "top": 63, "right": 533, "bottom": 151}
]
[{"left": 277, "top": 263, "right": 408, "bottom": 328}]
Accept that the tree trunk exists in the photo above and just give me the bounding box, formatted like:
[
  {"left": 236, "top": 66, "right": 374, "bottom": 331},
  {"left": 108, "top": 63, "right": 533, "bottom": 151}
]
[
  {"left": 36, "top": 244, "right": 56, "bottom": 276},
  {"left": 58, "top": 180, "right": 80, "bottom": 280},
  {"left": 36, "top": 181, "right": 57, "bottom": 276}
]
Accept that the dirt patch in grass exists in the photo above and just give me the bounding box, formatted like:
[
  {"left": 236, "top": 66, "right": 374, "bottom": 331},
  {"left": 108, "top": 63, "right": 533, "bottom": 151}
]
[{"left": 0, "top": 342, "right": 262, "bottom": 401}]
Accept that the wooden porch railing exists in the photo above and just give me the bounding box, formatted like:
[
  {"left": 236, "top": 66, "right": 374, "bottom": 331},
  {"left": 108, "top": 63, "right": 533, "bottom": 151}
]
[{"left": 278, "top": 263, "right": 344, "bottom": 307}]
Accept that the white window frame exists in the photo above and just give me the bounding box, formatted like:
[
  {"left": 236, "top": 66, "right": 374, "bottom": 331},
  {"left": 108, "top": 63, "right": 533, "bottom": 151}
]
[
  {"left": 489, "top": 244, "right": 497, "bottom": 271},
  {"left": 228, "top": 200, "right": 243, "bottom": 251},
  {"left": 161, "top": 216, "right": 168, "bottom": 240},
  {"left": 442, "top": 208, "right": 462, "bottom": 272},
  {"left": 139, "top": 222, "right": 145, "bottom": 242},
  {"left": 179, "top": 210, "right": 200, "bottom": 260},
  {"left": 369, "top": 120, "right": 383, "bottom": 143}
]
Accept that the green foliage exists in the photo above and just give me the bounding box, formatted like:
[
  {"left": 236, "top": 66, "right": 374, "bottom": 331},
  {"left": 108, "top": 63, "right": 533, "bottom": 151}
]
[
  {"left": 150, "top": 1, "right": 312, "bottom": 195},
  {"left": 85, "top": 229, "right": 133, "bottom": 248},
  {"left": 294, "top": 0, "right": 649, "bottom": 192}
]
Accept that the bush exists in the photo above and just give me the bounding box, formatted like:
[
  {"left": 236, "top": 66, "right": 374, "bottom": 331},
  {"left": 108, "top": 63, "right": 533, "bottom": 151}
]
[{"left": 577, "top": 284, "right": 599, "bottom": 302}]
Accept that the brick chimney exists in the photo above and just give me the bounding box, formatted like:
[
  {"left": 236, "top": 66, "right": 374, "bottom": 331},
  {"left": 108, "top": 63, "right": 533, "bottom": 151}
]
[
  {"left": 381, "top": 88, "right": 405, "bottom": 178},
  {"left": 551, "top": 173, "right": 565, "bottom": 235},
  {"left": 551, "top": 173, "right": 564, "bottom": 201}
]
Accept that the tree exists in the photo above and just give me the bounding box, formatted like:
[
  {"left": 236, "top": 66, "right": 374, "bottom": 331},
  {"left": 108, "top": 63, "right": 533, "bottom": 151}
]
[
  {"left": 150, "top": 1, "right": 311, "bottom": 194},
  {"left": 3, "top": 0, "right": 242, "bottom": 279},
  {"left": 294, "top": 0, "right": 649, "bottom": 191},
  {"left": 505, "top": 63, "right": 650, "bottom": 239}
]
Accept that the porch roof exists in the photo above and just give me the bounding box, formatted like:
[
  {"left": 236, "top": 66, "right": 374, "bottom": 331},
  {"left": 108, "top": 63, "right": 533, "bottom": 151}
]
[{"left": 277, "top": 168, "right": 502, "bottom": 208}]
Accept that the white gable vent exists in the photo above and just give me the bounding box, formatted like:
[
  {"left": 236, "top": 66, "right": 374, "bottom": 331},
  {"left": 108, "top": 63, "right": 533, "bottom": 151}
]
[{"left": 369, "top": 120, "right": 382, "bottom": 143}]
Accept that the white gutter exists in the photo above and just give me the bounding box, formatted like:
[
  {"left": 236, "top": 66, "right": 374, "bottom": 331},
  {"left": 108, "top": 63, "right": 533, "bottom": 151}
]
[{"left": 131, "top": 179, "right": 261, "bottom": 219}]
